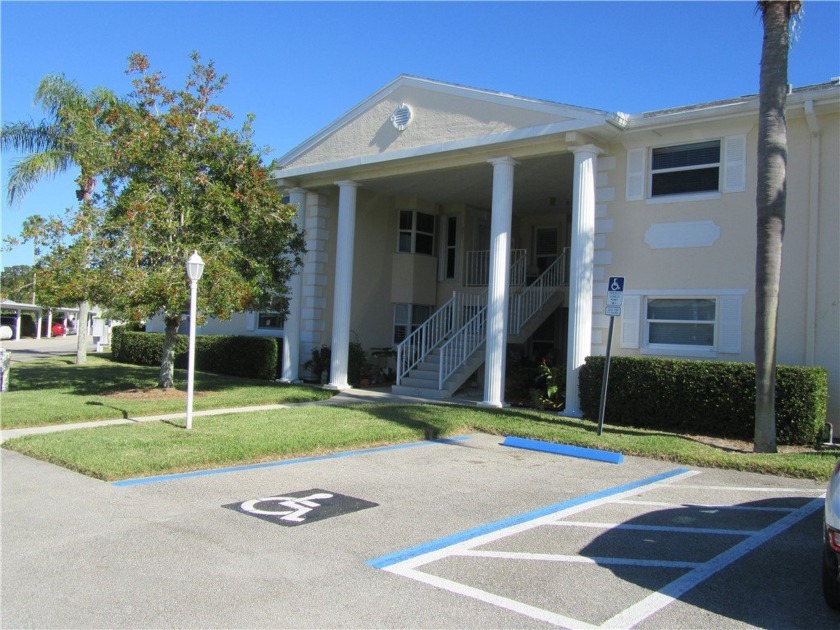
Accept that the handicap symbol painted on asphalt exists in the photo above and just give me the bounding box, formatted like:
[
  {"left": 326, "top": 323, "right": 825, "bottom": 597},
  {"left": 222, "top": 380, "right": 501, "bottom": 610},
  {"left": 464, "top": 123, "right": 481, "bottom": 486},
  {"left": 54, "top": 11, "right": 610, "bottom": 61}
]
[
  {"left": 224, "top": 488, "right": 378, "bottom": 527},
  {"left": 240, "top": 492, "right": 334, "bottom": 522}
]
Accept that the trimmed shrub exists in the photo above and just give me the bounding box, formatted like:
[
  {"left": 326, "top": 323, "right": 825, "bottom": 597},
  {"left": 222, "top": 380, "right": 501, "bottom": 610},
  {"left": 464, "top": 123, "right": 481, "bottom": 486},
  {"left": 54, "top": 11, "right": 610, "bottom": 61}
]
[
  {"left": 579, "top": 356, "right": 828, "bottom": 445},
  {"left": 112, "top": 330, "right": 278, "bottom": 380}
]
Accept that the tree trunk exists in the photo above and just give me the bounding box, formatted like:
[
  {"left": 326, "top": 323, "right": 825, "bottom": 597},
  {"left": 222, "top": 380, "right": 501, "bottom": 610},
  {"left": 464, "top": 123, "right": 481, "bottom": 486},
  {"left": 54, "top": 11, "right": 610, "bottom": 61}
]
[
  {"left": 754, "top": 1, "right": 795, "bottom": 453},
  {"left": 75, "top": 300, "right": 89, "bottom": 364},
  {"left": 159, "top": 315, "right": 180, "bottom": 389}
]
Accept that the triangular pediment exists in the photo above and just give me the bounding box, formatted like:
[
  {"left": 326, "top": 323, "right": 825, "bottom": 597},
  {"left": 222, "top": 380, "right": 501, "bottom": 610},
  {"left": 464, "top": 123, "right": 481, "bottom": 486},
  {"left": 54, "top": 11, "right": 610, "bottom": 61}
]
[{"left": 276, "top": 76, "right": 610, "bottom": 172}]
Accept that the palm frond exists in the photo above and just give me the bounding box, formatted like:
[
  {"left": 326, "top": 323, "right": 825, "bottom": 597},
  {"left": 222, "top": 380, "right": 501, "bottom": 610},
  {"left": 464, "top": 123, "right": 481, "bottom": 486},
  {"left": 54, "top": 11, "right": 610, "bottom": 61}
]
[
  {"left": 0, "top": 120, "right": 65, "bottom": 154},
  {"left": 34, "top": 74, "right": 86, "bottom": 117},
  {"left": 6, "top": 149, "right": 73, "bottom": 205}
]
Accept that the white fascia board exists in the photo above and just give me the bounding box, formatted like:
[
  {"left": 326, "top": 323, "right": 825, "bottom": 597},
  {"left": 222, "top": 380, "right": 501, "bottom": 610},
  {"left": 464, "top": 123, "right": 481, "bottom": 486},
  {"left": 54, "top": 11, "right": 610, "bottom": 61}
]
[
  {"left": 275, "top": 74, "right": 612, "bottom": 169},
  {"left": 625, "top": 85, "right": 839, "bottom": 131},
  {"left": 272, "top": 118, "right": 610, "bottom": 181}
]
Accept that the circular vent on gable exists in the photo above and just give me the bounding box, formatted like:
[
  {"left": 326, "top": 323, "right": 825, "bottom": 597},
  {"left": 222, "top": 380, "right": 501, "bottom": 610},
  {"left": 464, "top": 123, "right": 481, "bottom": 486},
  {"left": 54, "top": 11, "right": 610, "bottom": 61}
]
[{"left": 390, "top": 104, "right": 412, "bottom": 131}]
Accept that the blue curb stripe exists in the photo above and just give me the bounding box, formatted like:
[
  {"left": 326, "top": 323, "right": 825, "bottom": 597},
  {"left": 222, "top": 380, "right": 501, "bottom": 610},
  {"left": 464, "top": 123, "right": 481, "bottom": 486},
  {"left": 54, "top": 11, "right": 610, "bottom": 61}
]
[
  {"left": 112, "top": 436, "right": 470, "bottom": 487},
  {"left": 502, "top": 435, "right": 624, "bottom": 464},
  {"left": 367, "top": 467, "right": 690, "bottom": 569}
]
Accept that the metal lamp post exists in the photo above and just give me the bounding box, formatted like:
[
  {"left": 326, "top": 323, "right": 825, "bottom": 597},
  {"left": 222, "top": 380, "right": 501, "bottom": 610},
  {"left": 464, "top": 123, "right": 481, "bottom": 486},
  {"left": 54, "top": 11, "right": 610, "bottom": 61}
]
[{"left": 185, "top": 251, "right": 205, "bottom": 430}]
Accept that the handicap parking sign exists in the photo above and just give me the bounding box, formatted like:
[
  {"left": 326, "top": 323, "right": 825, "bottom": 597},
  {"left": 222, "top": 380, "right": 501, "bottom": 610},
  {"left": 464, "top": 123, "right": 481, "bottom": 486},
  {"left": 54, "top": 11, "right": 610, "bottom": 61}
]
[{"left": 607, "top": 276, "right": 625, "bottom": 307}]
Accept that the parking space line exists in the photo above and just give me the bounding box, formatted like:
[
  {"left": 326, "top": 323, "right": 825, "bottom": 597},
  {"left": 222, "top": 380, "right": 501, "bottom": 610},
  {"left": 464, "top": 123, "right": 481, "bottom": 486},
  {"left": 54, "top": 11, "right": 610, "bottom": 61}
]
[
  {"left": 548, "top": 521, "right": 757, "bottom": 536},
  {"left": 600, "top": 496, "right": 825, "bottom": 629},
  {"left": 368, "top": 468, "right": 698, "bottom": 570},
  {"left": 455, "top": 550, "right": 702, "bottom": 569},
  {"left": 662, "top": 484, "right": 823, "bottom": 493},
  {"left": 371, "top": 468, "right": 826, "bottom": 629},
  {"left": 387, "top": 567, "right": 600, "bottom": 630},
  {"left": 615, "top": 499, "right": 797, "bottom": 513}
]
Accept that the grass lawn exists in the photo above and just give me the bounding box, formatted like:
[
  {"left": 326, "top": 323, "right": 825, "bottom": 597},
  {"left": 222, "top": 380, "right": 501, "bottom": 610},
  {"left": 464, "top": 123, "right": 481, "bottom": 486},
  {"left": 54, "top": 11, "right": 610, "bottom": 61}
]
[
  {"left": 0, "top": 355, "right": 333, "bottom": 429},
  {"left": 3, "top": 402, "right": 837, "bottom": 482}
]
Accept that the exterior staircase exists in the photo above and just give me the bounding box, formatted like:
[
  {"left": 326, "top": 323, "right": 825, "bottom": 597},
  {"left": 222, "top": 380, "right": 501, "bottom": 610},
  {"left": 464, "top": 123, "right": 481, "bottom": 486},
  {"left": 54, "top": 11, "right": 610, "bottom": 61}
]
[{"left": 392, "top": 250, "right": 568, "bottom": 399}]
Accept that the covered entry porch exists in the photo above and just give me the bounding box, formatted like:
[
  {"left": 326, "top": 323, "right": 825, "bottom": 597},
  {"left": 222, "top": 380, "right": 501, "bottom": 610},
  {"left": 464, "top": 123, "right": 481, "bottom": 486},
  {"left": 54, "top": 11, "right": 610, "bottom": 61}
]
[{"left": 278, "top": 143, "right": 604, "bottom": 415}]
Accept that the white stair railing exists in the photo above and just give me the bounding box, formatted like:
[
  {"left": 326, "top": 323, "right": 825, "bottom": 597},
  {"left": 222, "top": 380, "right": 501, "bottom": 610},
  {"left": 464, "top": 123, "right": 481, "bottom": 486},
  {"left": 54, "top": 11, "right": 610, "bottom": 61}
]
[
  {"left": 438, "top": 304, "right": 488, "bottom": 389},
  {"left": 399, "top": 248, "right": 569, "bottom": 392},
  {"left": 508, "top": 248, "right": 568, "bottom": 335},
  {"left": 466, "top": 249, "right": 527, "bottom": 287},
  {"left": 395, "top": 291, "right": 484, "bottom": 385}
]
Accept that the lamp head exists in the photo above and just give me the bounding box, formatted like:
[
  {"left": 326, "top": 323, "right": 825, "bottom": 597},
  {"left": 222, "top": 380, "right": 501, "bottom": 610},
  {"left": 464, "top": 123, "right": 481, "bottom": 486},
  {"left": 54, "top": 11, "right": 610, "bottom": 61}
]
[{"left": 186, "top": 251, "right": 205, "bottom": 282}]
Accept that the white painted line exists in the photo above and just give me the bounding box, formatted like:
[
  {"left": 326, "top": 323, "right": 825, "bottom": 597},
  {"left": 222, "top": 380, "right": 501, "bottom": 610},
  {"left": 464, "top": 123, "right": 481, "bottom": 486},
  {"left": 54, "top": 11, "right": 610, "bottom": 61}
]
[
  {"left": 387, "top": 565, "right": 599, "bottom": 630},
  {"left": 455, "top": 550, "right": 701, "bottom": 569},
  {"left": 659, "top": 484, "right": 823, "bottom": 494},
  {"left": 615, "top": 500, "right": 796, "bottom": 513},
  {"left": 388, "top": 470, "right": 702, "bottom": 572},
  {"left": 548, "top": 521, "right": 757, "bottom": 536},
  {"left": 599, "top": 496, "right": 825, "bottom": 630}
]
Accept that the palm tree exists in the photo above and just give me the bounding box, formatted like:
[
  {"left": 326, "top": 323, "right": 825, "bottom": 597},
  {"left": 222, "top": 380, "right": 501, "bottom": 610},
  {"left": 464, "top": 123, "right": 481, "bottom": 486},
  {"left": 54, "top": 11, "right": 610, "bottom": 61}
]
[
  {"left": 754, "top": 1, "right": 802, "bottom": 453},
  {"left": 1, "top": 75, "right": 115, "bottom": 364}
]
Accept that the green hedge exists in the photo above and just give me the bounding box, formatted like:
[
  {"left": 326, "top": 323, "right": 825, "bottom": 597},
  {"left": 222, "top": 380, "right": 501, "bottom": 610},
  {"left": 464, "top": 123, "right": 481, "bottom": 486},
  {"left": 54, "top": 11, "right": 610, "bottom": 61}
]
[
  {"left": 579, "top": 356, "right": 828, "bottom": 445},
  {"left": 110, "top": 327, "right": 278, "bottom": 380}
]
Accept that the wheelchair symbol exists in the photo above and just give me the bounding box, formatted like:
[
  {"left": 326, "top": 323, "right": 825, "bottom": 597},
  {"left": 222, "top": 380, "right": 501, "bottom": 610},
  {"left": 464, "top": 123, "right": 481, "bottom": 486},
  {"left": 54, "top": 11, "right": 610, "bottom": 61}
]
[
  {"left": 610, "top": 277, "right": 623, "bottom": 292},
  {"left": 240, "top": 492, "right": 334, "bottom": 522}
]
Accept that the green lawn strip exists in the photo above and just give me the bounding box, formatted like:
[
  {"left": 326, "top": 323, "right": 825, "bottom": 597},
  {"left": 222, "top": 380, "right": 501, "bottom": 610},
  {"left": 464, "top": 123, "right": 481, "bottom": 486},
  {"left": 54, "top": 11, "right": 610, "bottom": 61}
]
[
  {"left": 3, "top": 403, "right": 836, "bottom": 482},
  {"left": 0, "top": 355, "right": 332, "bottom": 429}
]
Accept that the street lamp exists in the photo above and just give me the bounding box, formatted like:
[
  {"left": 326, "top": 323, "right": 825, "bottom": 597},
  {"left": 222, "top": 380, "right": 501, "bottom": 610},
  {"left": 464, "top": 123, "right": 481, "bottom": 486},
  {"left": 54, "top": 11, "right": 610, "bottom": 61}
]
[{"left": 185, "top": 251, "right": 205, "bottom": 430}]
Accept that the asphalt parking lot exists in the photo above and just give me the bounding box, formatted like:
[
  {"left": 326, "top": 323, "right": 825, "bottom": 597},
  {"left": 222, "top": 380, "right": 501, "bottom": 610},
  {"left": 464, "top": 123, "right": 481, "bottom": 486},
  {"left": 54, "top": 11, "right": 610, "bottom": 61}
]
[{"left": 2, "top": 432, "right": 837, "bottom": 628}]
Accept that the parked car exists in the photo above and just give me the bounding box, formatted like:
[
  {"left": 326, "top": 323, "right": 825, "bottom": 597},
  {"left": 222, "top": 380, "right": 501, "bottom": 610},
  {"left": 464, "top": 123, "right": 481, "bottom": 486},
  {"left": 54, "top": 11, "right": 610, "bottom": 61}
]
[
  {"left": 51, "top": 322, "right": 66, "bottom": 337},
  {"left": 823, "top": 457, "right": 840, "bottom": 609},
  {"left": 0, "top": 315, "right": 17, "bottom": 340}
]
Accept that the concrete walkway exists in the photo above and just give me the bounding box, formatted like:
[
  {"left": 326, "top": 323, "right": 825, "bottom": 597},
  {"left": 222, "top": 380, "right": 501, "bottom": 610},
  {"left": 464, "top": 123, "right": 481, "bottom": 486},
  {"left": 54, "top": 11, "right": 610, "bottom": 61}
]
[{"left": 0, "top": 385, "right": 482, "bottom": 442}]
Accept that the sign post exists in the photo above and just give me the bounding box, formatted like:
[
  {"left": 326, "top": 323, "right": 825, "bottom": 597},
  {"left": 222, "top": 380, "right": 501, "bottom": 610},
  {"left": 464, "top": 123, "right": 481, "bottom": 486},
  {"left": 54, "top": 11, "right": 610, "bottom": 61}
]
[{"left": 598, "top": 276, "right": 624, "bottom": 436}]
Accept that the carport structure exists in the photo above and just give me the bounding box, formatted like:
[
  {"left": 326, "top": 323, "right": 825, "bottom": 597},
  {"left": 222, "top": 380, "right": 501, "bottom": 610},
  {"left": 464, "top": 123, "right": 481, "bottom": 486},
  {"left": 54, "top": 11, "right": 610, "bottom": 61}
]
[{"left": 0, "top": 299, "right": 84, "bottom": 340}]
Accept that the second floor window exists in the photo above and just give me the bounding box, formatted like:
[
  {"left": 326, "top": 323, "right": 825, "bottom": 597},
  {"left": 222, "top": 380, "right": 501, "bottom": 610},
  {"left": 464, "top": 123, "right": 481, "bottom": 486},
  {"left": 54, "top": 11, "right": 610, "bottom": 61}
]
[{"left": 398, "top": 210, "right": 435, "bottom": 255}]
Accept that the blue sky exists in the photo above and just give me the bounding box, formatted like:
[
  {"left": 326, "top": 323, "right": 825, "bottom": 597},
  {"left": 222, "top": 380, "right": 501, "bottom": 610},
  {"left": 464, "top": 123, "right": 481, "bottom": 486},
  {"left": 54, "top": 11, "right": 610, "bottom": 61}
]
[{"left": 2, "top": 0, "right": 838, "bottom": 270}]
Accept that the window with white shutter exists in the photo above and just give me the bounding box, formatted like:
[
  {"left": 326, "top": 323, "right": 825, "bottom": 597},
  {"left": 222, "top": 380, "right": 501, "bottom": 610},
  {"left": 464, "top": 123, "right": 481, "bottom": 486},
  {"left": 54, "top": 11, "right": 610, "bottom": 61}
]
[{"left": 626, "top": 148, "right": 646, "bottom": 201}]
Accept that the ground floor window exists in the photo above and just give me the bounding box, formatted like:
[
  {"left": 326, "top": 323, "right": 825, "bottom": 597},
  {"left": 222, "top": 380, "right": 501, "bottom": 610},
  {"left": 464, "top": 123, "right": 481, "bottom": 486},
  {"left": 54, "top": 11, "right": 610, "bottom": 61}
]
[
  {"left": 393, "top": 303, "right": 433, "bottom": 344},
  {"left": 645, "top": 297, "right": 716, "bottom": 349},
  {"left": 258, "top": 312, "right": 284, "bottom": 330}
]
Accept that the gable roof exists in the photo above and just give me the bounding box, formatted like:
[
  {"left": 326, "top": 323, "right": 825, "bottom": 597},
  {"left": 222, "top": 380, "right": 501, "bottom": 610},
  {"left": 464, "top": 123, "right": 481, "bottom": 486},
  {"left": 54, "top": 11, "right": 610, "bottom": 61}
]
[{"left": 274, "top": 75, "right": 617, "bottom": 177}]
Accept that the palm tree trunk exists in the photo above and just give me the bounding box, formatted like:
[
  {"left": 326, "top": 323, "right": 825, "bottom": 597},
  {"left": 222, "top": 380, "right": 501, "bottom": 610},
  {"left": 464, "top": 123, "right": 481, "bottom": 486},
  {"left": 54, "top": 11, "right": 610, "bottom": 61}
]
[
  {"left": 754, "top": 1, "right": 796, "bottom": 453},
  {"left": 159, "top": 315, "right": 180, "bottom": 389}
]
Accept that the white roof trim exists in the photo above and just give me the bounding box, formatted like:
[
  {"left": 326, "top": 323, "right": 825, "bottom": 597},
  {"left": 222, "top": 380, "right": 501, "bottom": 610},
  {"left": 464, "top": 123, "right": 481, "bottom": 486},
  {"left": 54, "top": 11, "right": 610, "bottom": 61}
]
[
  {"left": 273, "top": 117, "right": 606, "bottom": 181},
  {"left": 275, "top": 74, "right": 612, "bottom": 168}
]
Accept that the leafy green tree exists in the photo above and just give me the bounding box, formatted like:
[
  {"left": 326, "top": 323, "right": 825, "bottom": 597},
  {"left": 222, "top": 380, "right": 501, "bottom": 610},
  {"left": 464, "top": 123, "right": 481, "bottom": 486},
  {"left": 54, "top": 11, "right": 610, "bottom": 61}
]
[
  {"left": 754, "top": 1, "right": 802, "bottom": 453},
  {"left": 1, "top": 75, "right": 117, "bottom": 363},
  {"left": 0, "top": 265, "right": 35, "bottom": 303},
  {"left": 104, "top": 53, "right": 304, "bottom": 388}
]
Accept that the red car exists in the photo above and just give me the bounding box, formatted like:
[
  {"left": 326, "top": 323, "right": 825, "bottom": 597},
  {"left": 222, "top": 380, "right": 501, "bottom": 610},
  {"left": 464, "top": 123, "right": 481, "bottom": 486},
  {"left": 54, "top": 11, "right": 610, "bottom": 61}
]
[{"left": 51, "top": 322, "right": 66, "bottom": 337}]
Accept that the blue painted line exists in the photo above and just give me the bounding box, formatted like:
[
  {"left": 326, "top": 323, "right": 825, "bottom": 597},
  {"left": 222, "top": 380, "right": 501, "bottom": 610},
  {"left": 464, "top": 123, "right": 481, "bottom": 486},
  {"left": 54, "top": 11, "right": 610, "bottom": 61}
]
[
  {"left": 368, "top": 467, "right": 690, "bottom": 569},
  {"left": 502, "top": 435, "right": 624, "bottom": 464},
  {"left": 112, "top": 436, "right": 470, "bottom": 487}
]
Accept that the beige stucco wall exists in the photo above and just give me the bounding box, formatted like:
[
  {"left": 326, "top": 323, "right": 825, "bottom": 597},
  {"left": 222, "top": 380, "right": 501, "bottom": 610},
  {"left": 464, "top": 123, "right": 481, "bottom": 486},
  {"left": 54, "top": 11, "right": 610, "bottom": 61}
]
[{"left": 602, "top": 105, "right": 839, "bottom": 429}]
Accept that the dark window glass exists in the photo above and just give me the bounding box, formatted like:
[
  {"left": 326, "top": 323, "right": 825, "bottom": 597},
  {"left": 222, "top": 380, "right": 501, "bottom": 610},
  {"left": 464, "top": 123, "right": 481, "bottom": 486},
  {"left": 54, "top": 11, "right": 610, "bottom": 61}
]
[
  {"left": 399, "top": 210, "right": 413, "bottom": 230},
  {"left": 415, "top": 233, "right": 434, "bottom": 255},
  {"left": 652, "top": 141, "right": 720, "bottom": 170},
  {"left": 416, "top": 212, "right": 435, "bottom": 234},
  {"left": 447, "top": 217, "right": 457, "bottom": 246},
  {"left": 398, "top": 232, "right": 412, "bottom": 253},
  {"left": 652, "top": 168, "right": 719, "bottom": 196}
]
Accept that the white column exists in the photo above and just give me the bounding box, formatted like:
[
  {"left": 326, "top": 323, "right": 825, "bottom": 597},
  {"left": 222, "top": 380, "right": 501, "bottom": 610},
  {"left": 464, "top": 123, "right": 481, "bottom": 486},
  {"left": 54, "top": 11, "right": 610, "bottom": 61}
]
[
  {"left": 46, "top": 310, "right": 53, "bottom": 338},
  {"left": 326, "top": 180, "right": 359, "bottom": 390},
  {"left": 280, "top": 187, "right": 307, "bottom": 383},
  {"left": 14, "top": 309, "right": 21, "bottom": 340},
  {"left": 482, "top": 157, "right": 517, "bottom": 408},
  {"left": 35, "top": 310, "right": 42, "bottom": 339},
  {"left": 564, "top": 145, "right": 602, "bottom": 416}
]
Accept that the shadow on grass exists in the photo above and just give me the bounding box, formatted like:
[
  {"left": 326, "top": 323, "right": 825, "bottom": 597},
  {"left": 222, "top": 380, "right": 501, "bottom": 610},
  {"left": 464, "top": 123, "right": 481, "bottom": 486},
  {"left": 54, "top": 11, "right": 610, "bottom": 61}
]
[
  {"left": 86, "top": 401, "right": 129, "bottom": 419},
  {"left": 11, "top": 357, "right": 274, "bottom": 397}
]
